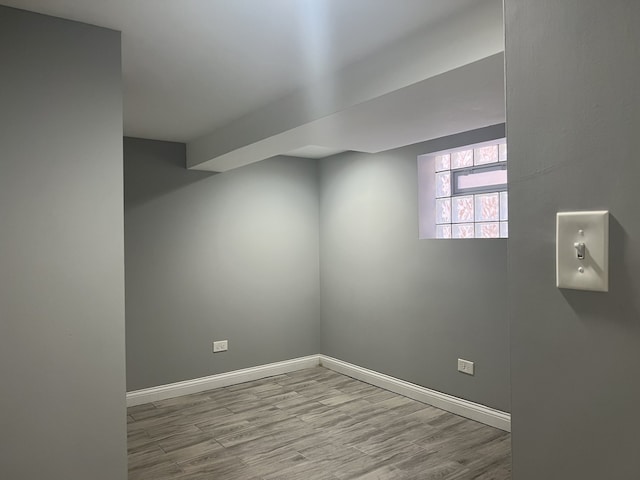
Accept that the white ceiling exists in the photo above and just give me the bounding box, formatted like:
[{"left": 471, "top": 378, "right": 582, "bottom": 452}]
[{"left": 2, "top": 0, "right": 505, "bottom": 171}]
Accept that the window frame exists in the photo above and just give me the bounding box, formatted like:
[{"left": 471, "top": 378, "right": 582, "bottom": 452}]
[{"left": 451, "top": 163, "right": 508, "bottom": 196}]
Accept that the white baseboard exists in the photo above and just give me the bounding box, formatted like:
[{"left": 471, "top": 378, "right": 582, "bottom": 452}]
[
  {"left": 126, "top": 355, "right": 320, "bottom": 407},
  {"left": 319, "top": 355, "right": 511, "bottom": 432},
  {"left": 126, "top": 354, "right": 511, "bottom": 432}
]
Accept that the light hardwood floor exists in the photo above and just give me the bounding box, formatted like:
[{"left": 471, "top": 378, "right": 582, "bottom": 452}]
[{"left": 128, "top": 367, "right": 511, "bottom": 479}]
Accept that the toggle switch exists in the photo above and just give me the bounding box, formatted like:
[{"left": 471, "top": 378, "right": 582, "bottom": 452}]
[{"left": 556, "top": 211, "right": 609, "bottom": 291}]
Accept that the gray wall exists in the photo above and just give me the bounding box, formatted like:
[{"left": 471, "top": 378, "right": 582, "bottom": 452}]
[
  {"left": 319, "top": 125, "right": 510, "bottom": 412},
  {"left": 125, "top": 138, "right": 320, "bottom": 391},
  {"left": 505, "top": 1, "right": 640, "bottom": 478},
  {"left": 0, "top": 7, "right": 126, "bottom": 480}
]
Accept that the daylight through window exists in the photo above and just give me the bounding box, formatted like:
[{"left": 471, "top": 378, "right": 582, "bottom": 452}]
[{"left": 419, "top": 140, "right": 508, "bottom": 239}]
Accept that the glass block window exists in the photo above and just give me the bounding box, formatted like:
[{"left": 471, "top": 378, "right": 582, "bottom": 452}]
[
  {"left": 435, "top": 198, "right": 452, "bottom": 224},
  {"left": 424, "top": 139, "right": 507, "bottom": 239},
  {"left": 453, "top": 223, "right": 475, "bottom": 238},
  {"left": 435, "top": 171, "right": 451, "bottom": 198},
  {"left": 475, "top": 193, "right": 500, "bottom": 222},
  {"left": 435, "top": 154, "right": 451, "bottom": 172},
  {"left": 474, "top": 145, "right": 499, "bottom": 165},
  {"left": 452, "top": 195, "right": 474, "bottom": 223},
  {"left": 451, "top": 150, "right": 473, "bottom": 169}
]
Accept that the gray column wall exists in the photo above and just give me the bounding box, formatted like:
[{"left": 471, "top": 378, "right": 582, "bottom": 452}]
[
  {"left": 124, "top": 138, "right": 320, "bottom": 391},
  {"left": 319, "top": 125, "right": 510, "bottom": 412},
  {"left": 0, "top": 7, "right": 126, "bottom": 480},
  {"left": 505, "top": 1, "right": 640, "bottom": 478}
]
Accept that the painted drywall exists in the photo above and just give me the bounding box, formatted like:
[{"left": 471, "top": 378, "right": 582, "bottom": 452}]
[
  {"left": 124, "top": 138, "right": 320, "bottom": 391},
  {"left": 0, "top": 7, "right": 126, "bottom": 480},
  {"left": 505, "top": 1, "right": 640, "bottom": 478},
  {"left": 319, "top": 124, "right": 510, "bottom": 412}
]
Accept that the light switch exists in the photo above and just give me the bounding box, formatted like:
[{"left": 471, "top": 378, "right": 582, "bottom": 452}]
[{"left": 556, "top": 211, "right": 609, "bottom": 291}]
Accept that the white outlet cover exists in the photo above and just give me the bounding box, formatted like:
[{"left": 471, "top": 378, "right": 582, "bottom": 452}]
[
  {"left": 457, "top": 358, "right": 474, "bottom": 376},
  {"left": 213, "top": 340, "right": 228, "bottom": 353},
  {"left": 556, "top": 211, "right": 609, "bottom": 292}
]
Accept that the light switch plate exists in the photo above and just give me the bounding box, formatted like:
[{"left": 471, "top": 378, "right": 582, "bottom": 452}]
[{"left": 556, "top": 211, "right": 609, "bottom": 291}]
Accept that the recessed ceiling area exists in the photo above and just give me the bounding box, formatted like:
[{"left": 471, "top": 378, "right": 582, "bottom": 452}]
[{"left": 2, "top": 0, "right": 505, "bottom": 171}]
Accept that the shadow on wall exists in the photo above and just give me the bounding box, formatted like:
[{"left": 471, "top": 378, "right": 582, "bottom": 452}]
[
  {"left": 124, "top": 136, "right": 217, "bottom": 210},
  {"left": 561, "top": 215, "right": 640, "bottom": 324}
]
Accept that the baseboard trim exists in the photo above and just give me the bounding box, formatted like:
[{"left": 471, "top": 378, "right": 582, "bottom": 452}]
[
  {"left": 126, "top": 354, "right": 510, "bottom": 432},
  {"left": 319, "top": 355, "right": 511, "bottom": 432},
  {"left": 126, "top": 355, "right": 320, "bottom": 407}
]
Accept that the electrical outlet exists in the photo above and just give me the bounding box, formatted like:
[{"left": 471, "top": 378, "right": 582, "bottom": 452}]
[
  {"left": 213, "top": 340, "right": 228, "bottom": 353},
  {"left": 457, "top": 358, "right": 474, "bottom": 375}
]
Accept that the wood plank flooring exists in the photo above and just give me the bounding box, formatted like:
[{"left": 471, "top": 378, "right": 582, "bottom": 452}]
[{"left": 128, "top": 367, "right": 511, "bottom": 480}]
